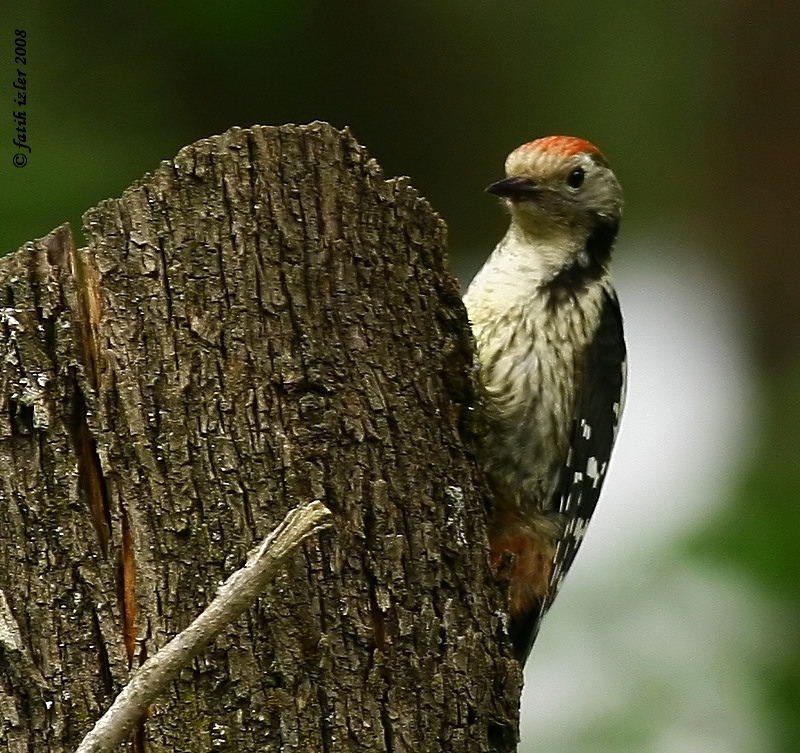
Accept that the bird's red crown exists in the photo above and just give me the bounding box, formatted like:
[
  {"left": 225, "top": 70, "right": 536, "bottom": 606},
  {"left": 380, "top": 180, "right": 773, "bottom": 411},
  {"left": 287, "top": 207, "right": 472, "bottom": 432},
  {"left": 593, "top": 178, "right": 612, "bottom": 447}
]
[{"left": 517, "top": 135, "right": 603, "bottom": 159}]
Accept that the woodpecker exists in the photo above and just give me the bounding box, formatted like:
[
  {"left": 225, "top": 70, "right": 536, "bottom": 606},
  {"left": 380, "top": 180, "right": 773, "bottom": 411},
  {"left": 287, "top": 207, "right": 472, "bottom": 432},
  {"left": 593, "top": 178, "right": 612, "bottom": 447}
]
[{"left": 463, "top": 136, "right": 626, "bottom": 663}]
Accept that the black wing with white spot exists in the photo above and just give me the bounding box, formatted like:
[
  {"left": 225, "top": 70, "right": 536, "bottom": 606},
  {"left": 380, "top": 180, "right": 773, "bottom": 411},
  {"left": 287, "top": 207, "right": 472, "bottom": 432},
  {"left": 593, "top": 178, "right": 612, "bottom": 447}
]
[{"left": 545, "top": 287, "right": 627, "bottom": 611}]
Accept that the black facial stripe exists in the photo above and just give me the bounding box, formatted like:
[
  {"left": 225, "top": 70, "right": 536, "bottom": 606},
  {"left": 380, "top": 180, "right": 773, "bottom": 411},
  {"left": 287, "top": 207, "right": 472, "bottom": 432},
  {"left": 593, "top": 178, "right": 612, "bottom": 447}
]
[
  {"left": 584, "top": 217, "right": 619, "bottom": 267},
  {"left": 542, "top": 216, "right": 619, "bottom": 299}
]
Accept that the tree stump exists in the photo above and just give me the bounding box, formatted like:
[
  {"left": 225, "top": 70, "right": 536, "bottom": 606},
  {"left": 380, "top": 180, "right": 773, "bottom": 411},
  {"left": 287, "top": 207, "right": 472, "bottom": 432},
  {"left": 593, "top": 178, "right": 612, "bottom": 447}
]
[{"left": 0, "top": 123, "right": 521, "bottom": 753}]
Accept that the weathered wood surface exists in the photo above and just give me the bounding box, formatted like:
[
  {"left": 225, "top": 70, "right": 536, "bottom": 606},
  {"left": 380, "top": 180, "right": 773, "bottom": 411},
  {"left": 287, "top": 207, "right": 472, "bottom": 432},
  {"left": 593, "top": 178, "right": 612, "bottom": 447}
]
[{"left": 0, "top": 123, "right": 520, "bottom": 753}]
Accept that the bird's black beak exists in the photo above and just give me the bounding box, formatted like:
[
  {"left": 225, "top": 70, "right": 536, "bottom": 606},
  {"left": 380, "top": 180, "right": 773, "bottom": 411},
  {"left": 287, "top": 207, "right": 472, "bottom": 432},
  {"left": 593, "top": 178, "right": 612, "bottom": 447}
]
[{"left": 485, "top": 176, "right": 539, "bottom": 198}]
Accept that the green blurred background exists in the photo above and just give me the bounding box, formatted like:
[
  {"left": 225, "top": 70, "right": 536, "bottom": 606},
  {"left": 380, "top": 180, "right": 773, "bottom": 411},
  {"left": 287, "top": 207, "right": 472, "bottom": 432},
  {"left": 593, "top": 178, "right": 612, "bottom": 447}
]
[{"left": 1, "top": 3, "right": 798, "bottom": 751}]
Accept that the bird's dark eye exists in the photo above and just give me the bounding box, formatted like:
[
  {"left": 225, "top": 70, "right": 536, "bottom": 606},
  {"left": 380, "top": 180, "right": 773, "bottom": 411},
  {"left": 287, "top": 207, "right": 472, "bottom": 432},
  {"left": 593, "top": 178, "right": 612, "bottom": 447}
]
[{"left": 567, "top": 167, "right": 585, "bottom": 188}]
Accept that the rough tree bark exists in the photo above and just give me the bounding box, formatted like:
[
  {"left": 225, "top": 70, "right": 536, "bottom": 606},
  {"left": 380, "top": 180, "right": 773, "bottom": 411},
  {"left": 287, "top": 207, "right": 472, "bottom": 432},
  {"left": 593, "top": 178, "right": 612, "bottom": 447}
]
[{"left": 0, "top": 123, "right": 521, "bottom": 753}]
